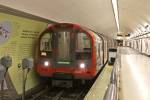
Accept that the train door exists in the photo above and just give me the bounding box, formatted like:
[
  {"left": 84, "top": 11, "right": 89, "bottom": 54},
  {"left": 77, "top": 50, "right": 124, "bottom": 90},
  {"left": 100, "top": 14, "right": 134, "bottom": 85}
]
[
  {"left": 95, "top": 36, "right": 103, "bottom": 67},
  {"left": 57, "top": 31, "right": 70, "bottom": 61},
  {"left": 104, "top": 38, "right": 108, "bottom": 63},
  {"left": 55, "top": 30, "right": 74, "bottom": 67},
  {"left": 99, "top": 39, "right": 103, "bottom": 66},
  {"left": 139, "top": 39, "right": 142, "bottom": 52}
]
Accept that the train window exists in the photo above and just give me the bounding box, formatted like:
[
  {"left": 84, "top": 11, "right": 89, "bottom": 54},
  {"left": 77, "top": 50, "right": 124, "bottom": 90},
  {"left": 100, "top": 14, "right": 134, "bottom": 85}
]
[
  {"left": 40, "top": 33, "right": 52, "bottom": 52},
  {"left": 76, "top": 32, "right": 92, "bottom": 59}
]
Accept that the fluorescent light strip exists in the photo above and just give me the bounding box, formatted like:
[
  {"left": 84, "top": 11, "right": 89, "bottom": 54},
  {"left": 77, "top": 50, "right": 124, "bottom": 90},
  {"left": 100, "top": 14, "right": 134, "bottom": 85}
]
[{"left": 112, "top": 0, "right": 120, "bottom": 32}]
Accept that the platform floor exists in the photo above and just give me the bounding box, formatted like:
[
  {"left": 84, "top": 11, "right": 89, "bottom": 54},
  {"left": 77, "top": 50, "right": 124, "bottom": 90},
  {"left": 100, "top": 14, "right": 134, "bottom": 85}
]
[
  {"left": 119, "top": 47, "right": 150, "bottom": 100},
  {"left": 84, "top": 64, "right": 113, "bottom": 100}
]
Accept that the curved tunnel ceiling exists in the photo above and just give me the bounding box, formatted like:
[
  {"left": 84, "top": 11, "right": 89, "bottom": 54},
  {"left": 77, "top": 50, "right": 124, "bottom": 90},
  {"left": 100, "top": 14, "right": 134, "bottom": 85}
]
[
  {"left": 119, "top": 0, "right": 150, "bottom": 35},
  {"left": 0, "top": 0, "right": 149, "bottom": 38}
]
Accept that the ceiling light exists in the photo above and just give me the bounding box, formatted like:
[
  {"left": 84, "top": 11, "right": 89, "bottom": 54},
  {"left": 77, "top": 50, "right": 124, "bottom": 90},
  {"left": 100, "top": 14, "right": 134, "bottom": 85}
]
[{"left": 112, "top": 0, "right": 120, "bottom": 32}]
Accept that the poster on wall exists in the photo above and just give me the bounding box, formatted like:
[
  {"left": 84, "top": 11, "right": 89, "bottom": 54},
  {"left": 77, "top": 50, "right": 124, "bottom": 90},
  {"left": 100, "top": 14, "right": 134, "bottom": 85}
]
[
  {"left": 136, "top": 40, "right": 139, "bottom": 50},
  {"left": 133, "top": 40, "right": 136, "bottom": 49},
  {"left": 131, "top": 41, "right": 134, "bottom": 48},
  {"left": 0, "top": 12, "right": 48, "bottom": 95},
  {"left": 147, "top": 39, "right": 150, "bottom": 55},
  {"left": 142, "top": 39, "right": 147, "bottom": 54},
  {"left": 138, "top": 39, "right": 142, "bottom": 52},
  {"left": 141, "top": 39, "right": 145, "bottom": 53},
  {"left": 0, "top": 21, "right": 12, "bottom": 45},
  {"left": 145, "top": 38, "right": 150, "bottom": 55}
]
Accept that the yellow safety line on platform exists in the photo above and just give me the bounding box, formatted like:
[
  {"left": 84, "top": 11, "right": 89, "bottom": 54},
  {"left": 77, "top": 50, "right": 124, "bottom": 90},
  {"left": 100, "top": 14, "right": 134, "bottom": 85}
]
[{"left": 84, "top": 64, "right": 113, "bottom": 100}]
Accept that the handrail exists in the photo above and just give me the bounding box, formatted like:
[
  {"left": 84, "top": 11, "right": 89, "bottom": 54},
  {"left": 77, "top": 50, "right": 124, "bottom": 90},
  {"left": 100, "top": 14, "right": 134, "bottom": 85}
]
[
  {"left": 103, "top": 84, "right": 117, "bottom": 100},
  {"left": 110, "top": 67, "right": 117, "bottom": 84},
  {"left": 104, "top": 54, "right": 121, "bottom": 100}
]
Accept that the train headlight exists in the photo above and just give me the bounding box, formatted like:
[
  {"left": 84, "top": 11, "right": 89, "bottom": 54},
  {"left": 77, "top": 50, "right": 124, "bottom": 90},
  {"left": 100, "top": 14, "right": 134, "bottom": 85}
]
[
  {"left": 44, "top": 61, "right": 49, "bottom": 67},
  {"left": 79, "top": 63, "right": 85, "bottom": 69}
]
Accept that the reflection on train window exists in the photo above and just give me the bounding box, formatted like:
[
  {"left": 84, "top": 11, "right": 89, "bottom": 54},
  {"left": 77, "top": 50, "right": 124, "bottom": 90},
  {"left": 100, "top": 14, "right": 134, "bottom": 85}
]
[
  {"left": 58, "top": 31, "right": 71, "bottom": 61},
  {"left": 40, "top": 33, "right": 52, "bottom": 51},
  {"left": 76, "top": 33, "right": 92, "bottom": 59}
]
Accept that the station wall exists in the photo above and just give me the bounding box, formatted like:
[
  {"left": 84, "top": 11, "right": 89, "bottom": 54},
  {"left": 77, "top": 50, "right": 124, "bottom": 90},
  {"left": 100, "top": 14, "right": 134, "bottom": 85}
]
[
  {"left": 0, "top": 9, "right": 54, "bottom": 98},
  {"left": 125, "top": 36, "right": 150, "bottom": 56}
]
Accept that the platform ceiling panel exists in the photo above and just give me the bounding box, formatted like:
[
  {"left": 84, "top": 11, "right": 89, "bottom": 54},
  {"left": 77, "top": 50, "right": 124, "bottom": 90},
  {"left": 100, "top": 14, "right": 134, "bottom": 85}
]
[{"left": 0, "top": 0, "right": 117, "bottom": 37}]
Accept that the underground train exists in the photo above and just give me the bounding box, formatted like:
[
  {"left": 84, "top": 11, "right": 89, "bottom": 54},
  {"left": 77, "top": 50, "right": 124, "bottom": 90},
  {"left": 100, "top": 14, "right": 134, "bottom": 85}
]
[{"left": 35, "top": 23, "right": 111, "bottom": 85}]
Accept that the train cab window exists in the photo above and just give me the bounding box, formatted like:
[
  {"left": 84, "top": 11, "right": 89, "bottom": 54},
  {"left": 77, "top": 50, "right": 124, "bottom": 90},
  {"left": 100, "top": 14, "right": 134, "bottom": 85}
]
[
  {"left": 76, "top": 32, "right": 92, "bottom": 59},
  {"left": 40, "top": 33, "right": 52, "bottom": 56}
]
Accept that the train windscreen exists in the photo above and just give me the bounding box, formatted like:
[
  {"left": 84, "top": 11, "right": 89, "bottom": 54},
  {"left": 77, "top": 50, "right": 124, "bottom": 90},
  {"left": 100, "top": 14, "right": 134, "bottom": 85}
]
[{"left": 40, "top": 32, "right": 52, "bottom": 56}]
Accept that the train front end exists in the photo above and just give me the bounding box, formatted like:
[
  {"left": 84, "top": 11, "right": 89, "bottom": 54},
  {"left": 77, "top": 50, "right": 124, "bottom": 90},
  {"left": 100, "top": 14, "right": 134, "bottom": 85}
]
[{"left": 36, "top": 23, "right": 97, "bottom": 80}]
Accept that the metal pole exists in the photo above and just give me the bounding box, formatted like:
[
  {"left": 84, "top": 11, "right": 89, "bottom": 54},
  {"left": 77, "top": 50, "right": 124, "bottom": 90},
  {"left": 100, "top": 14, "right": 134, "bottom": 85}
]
[
  {"left": 1, "top": 68, "right": 8, "bottom": 100},
  {"left": 22, "top": 68, "right": 25, "bottom": 100},
  {"left": 1, "top": 80, "right": 4, "bottom": 100}
]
